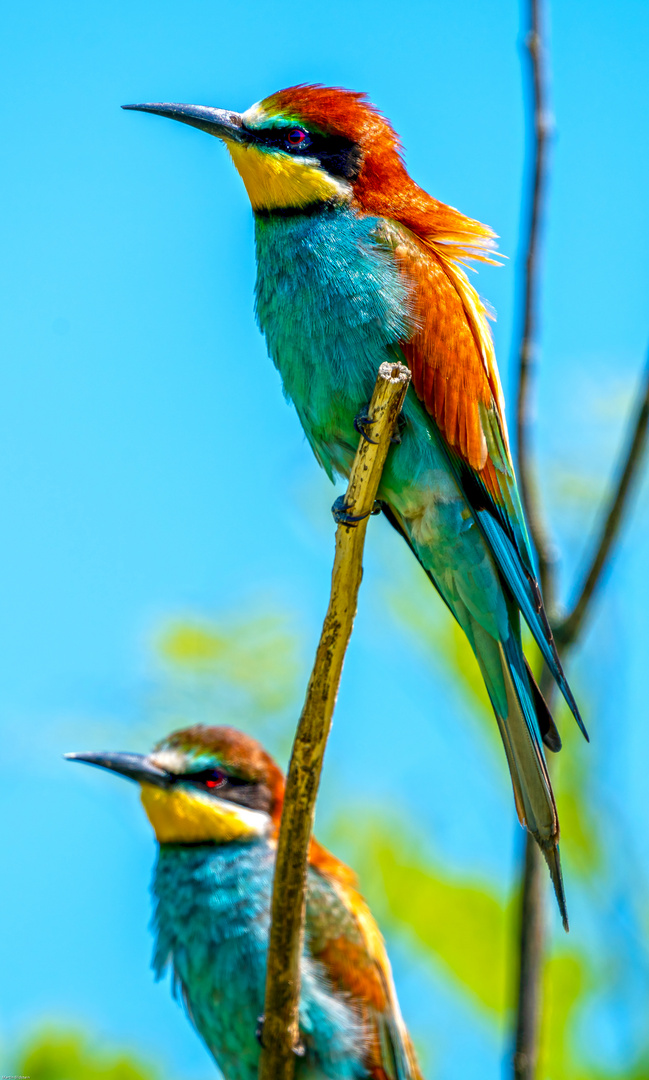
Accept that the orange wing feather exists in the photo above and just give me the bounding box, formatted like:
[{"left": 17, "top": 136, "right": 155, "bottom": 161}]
[
  {"left": 393, "top": 225, "right": 508, "bottom": 510},
  {"left": 308, "top": 840, "right": 423, "bottom": 1080}
]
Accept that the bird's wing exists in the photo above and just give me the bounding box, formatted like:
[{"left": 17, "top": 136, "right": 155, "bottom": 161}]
[
  {"left": 376, "top": 221, "right": 584, "bottom": 736},
  {"left": 381, "top": 219, "right": 531, "bottom": 566},
  {"left": 306, "top": 839, "right": 423, "bottom": 1080}
]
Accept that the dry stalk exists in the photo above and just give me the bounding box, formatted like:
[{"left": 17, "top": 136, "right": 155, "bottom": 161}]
[{"left": 258, "top": 361, "right": 411, "bottom": 1080}]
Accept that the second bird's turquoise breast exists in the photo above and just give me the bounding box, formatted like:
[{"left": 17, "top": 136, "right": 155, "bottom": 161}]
[
  {"left": 151, "top": 842, "right": 367, "bottom": 1080},
  {"left": 254, "top": 207, "right": 411, "bottom": 478}
]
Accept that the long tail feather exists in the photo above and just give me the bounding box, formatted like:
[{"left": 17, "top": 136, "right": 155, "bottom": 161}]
[
  {"left": 525, "top": 658, "right": 562, "bottom": 753},
  {"left": 473, "top": 629, "right": 569, "bottom": 928},
  {"left": 496, "top": 642, "right": 557, "bottom": 843},
  {"left": 542, "top": 843, "right": 569, "bottom": 932},
  {"left": 477, "top": 510, "right": 588, "bottom": 742},
  {"left": 379, "top": 501, "right": 570, "bottom": 929}
]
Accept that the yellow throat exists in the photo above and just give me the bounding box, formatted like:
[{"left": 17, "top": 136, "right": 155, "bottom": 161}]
[
  {"left": 225, "top": 141, "right": 351, "bottom": 212},
  {"left": 140, "top": 783, "right": 268, "bottom": 844}
]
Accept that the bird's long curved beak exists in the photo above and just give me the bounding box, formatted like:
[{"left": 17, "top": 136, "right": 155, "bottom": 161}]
[
  {"left": 65, "top": 750, "right": 172, "bottom": 788},
  {"left": 122, "top": 102, "right": 249, "bottom": 143}
]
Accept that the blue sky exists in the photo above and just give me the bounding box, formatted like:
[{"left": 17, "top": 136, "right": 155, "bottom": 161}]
[{"left": 1, "top": 0, "right": 648, "bottom": 1077}]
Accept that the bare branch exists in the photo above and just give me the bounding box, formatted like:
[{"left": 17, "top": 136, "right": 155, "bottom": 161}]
[
  {"left": 512, "top": 0, "right": 554, "bottom": 1075},
  {"left": 512, "top": 0, "right": 649, "bottom": 1072},
  {"left": 258, "top": 362, "right": 411, "bottom": 1080},
  {"left": 555, "top": 350, "right": 649, "bottom": 648},
  {"left": 513, "top": 836, "right": 547, "bottom": 1080},
  {"left": 515, "top": 0, "right": 555, "bottom": 604}
]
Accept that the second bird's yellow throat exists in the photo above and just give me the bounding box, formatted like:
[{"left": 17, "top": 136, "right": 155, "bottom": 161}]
[
  {"left": 140, "top": 784, "right": 268, "bottom": 844},
  {"left": 226, "top": 142, "right": 350, "bottom": 212}
]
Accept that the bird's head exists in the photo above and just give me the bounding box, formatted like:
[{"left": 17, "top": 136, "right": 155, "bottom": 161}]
[
  {"left": 123, "top": 84, "right": 405, "bottom": 215},
  {"left": 66, "top": 725, "right": 285, "bottom": 845}
]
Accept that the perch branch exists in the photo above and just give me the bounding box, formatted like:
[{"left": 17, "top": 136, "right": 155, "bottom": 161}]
[
  {"left": 513, "top": 1, "right": 554, "bottom": 1077},
  {"left": 555, "top": 349, "right": 649, "bottom": 647},
  {"left": 513, "top": 834, "right": 547, "bottom": 1080},
  {"left": 258, "top": 362, "right": 411, "bottom": 1080},
  {"left": 515, "top": 0, "right": 555, "bottom": 606}
]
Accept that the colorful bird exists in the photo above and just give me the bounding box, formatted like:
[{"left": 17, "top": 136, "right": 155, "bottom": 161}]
[
  {"left": 123, "top": 85, "right": 588, "bottom": 927},
  {"left": 66, "top": 725, "right": 423, "bottom": 1080}
]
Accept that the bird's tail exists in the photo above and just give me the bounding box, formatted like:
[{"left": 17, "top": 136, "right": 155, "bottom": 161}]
[{"left": 473, "top": 624, "right": 569, "bottom": 931}]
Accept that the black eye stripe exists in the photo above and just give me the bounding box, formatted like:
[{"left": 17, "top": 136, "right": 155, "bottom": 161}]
[
  {"left": 178, "top": 768, "right": 250, "bottom": 789},
  {"left": 172, "top": 770, "right": 272, "bottom": 814},
  {"left": 240, "top": 124, "right": 362, "bottom": 182}
]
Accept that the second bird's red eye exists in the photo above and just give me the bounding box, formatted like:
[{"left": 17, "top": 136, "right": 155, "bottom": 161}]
[
  {"left": 203, "top": 769, "right": 226, "bottom": 788},
  {"left": 285, "top": 128, "right": 311, "bottom": 150}
]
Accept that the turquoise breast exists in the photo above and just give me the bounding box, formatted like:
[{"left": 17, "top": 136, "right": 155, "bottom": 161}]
[
  {"left": 254, "top": 206, "right": 411, "bottom": 479},
  {"left": 151, "top": 842, "right": 367, "bottom": 1080}
]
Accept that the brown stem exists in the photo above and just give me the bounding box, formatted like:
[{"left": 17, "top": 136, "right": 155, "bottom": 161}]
[
  {"left": 515, "top": 0, "right": 555, "bottom": 604},
  {"left": 512, "top": 0, "right": 554, "bottom": 1075},
  {"left": 513, "top": 836, "right": 546, "bottom": 1080},
  {"left": 555, "top": 350, "right": 649, "bottom": 648},
  {"left": 512, "top": 0, "right": 649, "bottom": 1071},
  {"left": 257, "top": 363, "right": 411, "bottom": 1080},
  {"left": 512, "top": 356, "right": 649, "bottom": 1075}
]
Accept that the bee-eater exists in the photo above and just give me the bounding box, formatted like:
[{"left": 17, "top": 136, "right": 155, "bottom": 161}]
[
  {"left": 123, "top": 85, "right": 587, "bottom": 927},
  {"left": 66, "top": 725, "right": 423, "bottom": 1080}
]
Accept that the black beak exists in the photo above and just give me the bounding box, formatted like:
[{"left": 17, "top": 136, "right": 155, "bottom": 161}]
[
  {"left": 64, "top": 751, "right": 172, "bottom": 788},
  {"left": 122, "top": 102, "right": 249, "bottom": 143}
]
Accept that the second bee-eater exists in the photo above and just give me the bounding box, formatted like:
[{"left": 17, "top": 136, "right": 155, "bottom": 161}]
[
  {"left": 67, "top": 725, "right": 423, "bottom": 1080},
  {"left": 123, "top": 85, "right": 588, "bottom": 927}
]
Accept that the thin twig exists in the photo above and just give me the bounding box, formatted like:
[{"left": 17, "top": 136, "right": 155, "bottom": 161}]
[
  {"left": 512, "top": 0, "right": 649, "bottom": 1075},
  {"left": 258, "top": 362, "right": 411, "bottom": 1080},
  {"left": 513, "top": 834, "right": 546, "bottom": 1080},
  {"left": 555, "top": 351, "right": 649, "bottom": 647},
  {"left": 513, "top": 0, "right": 553, "bottom": 1076},
  {"left": 515, "top": 0, "right": 555, "bottom": 605}
]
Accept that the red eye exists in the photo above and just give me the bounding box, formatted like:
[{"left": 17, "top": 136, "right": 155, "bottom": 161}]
[
  {"left": 205, "top": 770, "right": 226, "bottom": 789},
  {"left": 183, "top": 768, "right": 227, "bottom": 789},
  {"left": 285, "top": 128, "right": 311, "bottom": 150}
]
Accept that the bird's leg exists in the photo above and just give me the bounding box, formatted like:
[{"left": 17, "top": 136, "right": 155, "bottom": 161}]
[
  {"left": 255, "top": 1015, "right": 305, "bottom": 1057},
  {"left": 390, "top": 412, "right": 407, "bottom": 444},
  {"left": 354, "top": 406, "right": 379, "bottom": 444},
  {"left": 331, "top": 495, "right": 383, "bottom": 527}
]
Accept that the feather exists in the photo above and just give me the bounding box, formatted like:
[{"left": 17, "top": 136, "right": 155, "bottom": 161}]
[{"left": 307, "top": 856, "right": 424, "bottom": 1080}]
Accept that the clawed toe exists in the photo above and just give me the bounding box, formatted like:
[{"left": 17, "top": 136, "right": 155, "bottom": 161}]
[
  {"left": 256, "top": 1015, "right": 265, "bottom": 1048},
  {"left": 332, "top": 495, "right": 382, "bottom": 527},
  {"left": 256, "top": 1015, "right": 305, "bottom": 1057},
  {"left": 354, "top": 407, "right": 378, "bottom": 444}
]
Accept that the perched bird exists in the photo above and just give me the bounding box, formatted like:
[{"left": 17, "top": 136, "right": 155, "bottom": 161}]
[
  {"left": 66, "top": 725, "right": 422, "bottom": 1080},
  {"left": 123, "top": 85, "right": 587, "bottom": 926}
]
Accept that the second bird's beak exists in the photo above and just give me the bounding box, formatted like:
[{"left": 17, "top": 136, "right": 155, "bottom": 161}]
[
  {"left": 122, "top": 102, "right": 249, "bottom": 143},
  {"left": 65, "top": 750, "right": 173, "bottom": 788}
]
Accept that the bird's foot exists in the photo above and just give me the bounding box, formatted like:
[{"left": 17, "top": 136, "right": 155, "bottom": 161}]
[
  {"left": 255, "top": 1015, "right": 305, "bottom": 1057},
  {"left": 256, "top": 1015, "right": 265, "bottom": 1048},
  {"left": 390, "top": 413, "right": 407, "bottom": 444},
  {"left": 354, "top": 406, "right": 378, "bottom": 444},
  {"left": 332, "top": 495, "right": 382, "bottom": 527}
]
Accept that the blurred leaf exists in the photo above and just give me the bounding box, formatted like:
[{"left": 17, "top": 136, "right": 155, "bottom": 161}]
[
  {"left": 550, "top": 699, "right": 602, "bottom": 880},
  {"left": 538, "top": 952, "right": 586, "bottom": 1079},
  {"left": 157, "top": 612, "right": 301, "bottom": 714},
  {"left": 331, "top": 811, "right": 509, "bottom": 1015},
  {"left": 152, "top": 609, "right": 304, "bottom": 758},
  {"left": 538, "top": 951, "right": 649, "bottom": 1080},
  {"left": 14, "top": 1030, "right": 162, "bottom": 1080}
]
